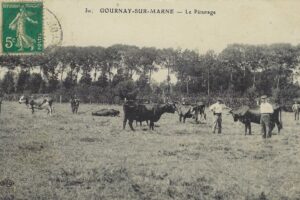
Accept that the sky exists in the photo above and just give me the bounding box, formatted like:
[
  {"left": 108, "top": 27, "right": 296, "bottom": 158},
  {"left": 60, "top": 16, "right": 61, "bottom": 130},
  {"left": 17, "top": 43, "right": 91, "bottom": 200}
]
[{"left": 1, "top": 0, "right": 300, "bottom": 82}]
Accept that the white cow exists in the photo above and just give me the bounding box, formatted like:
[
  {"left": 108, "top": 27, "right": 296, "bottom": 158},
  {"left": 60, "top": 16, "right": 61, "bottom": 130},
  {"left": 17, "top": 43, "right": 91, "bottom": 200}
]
[{"left": 19, "top": 95, "right": 54, "bottom": 115}]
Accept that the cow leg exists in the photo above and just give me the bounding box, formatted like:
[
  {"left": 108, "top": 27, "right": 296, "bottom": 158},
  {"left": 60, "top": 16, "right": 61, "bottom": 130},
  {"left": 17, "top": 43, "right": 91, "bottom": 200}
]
[
  {"left": 31, "top": 105, "right": 34, "bottom": 114},
  {"left": 149, "top": 121, "right": 154, "bottom": 130},
  {"left": 194, "top": 111, "right": 198, "bottom": 122},
  {"left": 179, "top": 115, "right": 182, "bottom": 122},
  {"left": 50, "top": 106, "right": 52, "bottom": 115},
  {"left": 277, "top": 121, "right": 282, "bottom": 133},
  {"left": 129, "top": 120, "right": 135, "bottom": 131},
  {"left": 244, "top": 124, "right": 247, "bottom": 135},
  {"left": 183, "top": 116, "right": 186, "bottom": 123},
  {"left": 123, "top": 117, "right": 127, "bottom": 129},
  {"left": 248, "top": 123, "right": 252, "bottom": 135}
]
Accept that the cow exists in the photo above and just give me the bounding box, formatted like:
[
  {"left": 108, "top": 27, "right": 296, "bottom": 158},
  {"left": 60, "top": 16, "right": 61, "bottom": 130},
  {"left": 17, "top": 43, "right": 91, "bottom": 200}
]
[
  {"left": 19, "top": 95, "right": 54, "bottom": 115},
  {"left": 192, "top": 103, "right": 206, "bottom": 122},
  {"left": 176, "top": 103, "right": 206, "bottom": 123},
  {"left": 70, "top": 98, "right": 80, "bottom": 114},
  {"left": 230, "top": 105, "right": 282, "bottom": 135},
  {"left": 123, "top": 101, "right": 176, "bottom": 131},
  {"left": 92, "top": 109, "right": 120, "bottom": 117},
  {"left": 176, "top": 103, "right": 193, "bottom": 123}
]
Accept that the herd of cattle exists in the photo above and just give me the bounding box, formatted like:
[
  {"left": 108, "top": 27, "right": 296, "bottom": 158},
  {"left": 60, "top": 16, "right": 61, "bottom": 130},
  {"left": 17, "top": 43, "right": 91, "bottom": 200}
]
[{"left": 6, "top": 95, "right": 293, "bottom": 136}]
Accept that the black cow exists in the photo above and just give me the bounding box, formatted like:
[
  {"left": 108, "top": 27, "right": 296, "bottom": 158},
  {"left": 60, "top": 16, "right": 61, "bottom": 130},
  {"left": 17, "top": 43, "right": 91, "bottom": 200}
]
[
  {"left": 176, "top": 103, "right": 206, "bottom": 123},
  {"left": 19, "top": 95, "right": 54, "bottom": 115},
  {"left": 192, "top": 103, "right": 206, "bottom": 122},
  {"left": 70, "top": 98, "right": 80, "bottom": 114},
  {"left": 92, "top": 109, "right": 120, "bottom": 117},
  {"left": 123, "top": 102, "right": 176, "bottom": 131},
  {"left": 230, "top": 105, "right": 282, "bottom": 135}
]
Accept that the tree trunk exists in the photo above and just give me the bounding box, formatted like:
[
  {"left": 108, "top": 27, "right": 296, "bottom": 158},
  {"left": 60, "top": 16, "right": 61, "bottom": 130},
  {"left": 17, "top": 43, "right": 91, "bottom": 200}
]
[
  {"left": 207, "top": 68, "right": 210, "bottom": 96},
  {"left": 186, "top": 80, "right": 189, "bottom": 95}
]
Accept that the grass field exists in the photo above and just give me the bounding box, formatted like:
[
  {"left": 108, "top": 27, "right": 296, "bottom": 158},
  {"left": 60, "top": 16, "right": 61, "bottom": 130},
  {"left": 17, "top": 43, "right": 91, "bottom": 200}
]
[{"left": 0, "top": 101, "right": 300, "bottom": 200}]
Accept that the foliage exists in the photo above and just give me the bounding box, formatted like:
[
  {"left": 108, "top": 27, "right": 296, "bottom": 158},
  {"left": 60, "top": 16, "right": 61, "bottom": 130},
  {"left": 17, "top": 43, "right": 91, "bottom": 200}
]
[
  {"left": 1, "top": 71, "right": 15, "bottom": 94},
  {"left": 0, "top": 43, "right": 300, "bottom": 103}
]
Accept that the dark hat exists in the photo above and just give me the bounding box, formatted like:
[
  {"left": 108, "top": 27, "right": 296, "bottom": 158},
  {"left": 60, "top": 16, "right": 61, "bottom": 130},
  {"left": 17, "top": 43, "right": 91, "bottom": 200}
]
[
  {"left": 261, "top": 95, "right": 267, "bottom": 99},
  {"left": 217, "top": 98, "right": 222, "bottom": 102}
]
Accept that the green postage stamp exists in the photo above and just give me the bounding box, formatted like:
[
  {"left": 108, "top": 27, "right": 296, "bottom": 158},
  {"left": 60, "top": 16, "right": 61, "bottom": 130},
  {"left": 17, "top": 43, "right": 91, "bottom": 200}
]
[{"left": 2, "top": 1, "right": 43, "bottom": 54}]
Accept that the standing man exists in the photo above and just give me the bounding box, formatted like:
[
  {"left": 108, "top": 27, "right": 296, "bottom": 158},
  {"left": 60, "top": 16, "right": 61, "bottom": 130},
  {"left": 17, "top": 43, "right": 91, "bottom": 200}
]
[
  {"left": 260, "top": 95, "right": 274, "bottom": 138},
  {"left": 292, "top": 100, "right": 299, "bottom": 121},
  {"left": 209, "top": 98, "right": 229, "bottom": 134}
]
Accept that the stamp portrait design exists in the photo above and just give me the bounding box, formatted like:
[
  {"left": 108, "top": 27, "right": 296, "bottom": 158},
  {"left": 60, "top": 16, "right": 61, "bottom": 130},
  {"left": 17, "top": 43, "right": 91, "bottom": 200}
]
[{"left": 2, "top": 1, "right": 43, "bottom": 54}]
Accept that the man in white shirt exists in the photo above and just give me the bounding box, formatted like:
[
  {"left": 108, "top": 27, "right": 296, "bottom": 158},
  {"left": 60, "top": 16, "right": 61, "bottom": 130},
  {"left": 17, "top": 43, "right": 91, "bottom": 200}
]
[
  {"left": 260, "top": 95, "right": 274, "bottom": 138},
  {"left": 209, "top": 98, "right": 229, "bottom": 134}
]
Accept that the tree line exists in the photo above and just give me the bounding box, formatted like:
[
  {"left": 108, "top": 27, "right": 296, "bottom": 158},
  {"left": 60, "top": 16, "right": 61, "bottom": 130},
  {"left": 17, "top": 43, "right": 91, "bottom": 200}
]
[{"left": 0, "top": 43, "right": 300, "bottom": 104}]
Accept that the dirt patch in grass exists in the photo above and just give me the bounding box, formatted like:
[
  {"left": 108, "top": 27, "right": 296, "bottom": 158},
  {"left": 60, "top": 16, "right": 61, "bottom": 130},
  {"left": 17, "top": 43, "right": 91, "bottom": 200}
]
[
  {"left": 79, "top": 137, "right": 102, "bottom": 143},
  {"left": 0, "top": 178, "right": 14, "bottom": 187},
  {"left": 18, "top": 142, "right": 45, "bottom": 152}
]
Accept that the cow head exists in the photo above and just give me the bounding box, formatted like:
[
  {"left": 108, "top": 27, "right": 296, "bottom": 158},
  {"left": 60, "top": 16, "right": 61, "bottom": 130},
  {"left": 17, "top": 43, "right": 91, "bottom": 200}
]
[
  {"left": 19, "top": 95, "right": 28, "bottom": 105},
  {"left": 229, "top": 110, "right": 240, "bottom": 122},
  {"left": 229, "top": 106, "right": 250, "bottom": 122},
  {"left": 165, "top": 102, "right": 177, "bottom": 113}
]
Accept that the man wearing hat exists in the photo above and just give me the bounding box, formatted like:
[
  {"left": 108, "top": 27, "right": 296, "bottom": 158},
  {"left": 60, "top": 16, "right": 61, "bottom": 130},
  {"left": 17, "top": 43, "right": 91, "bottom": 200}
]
[
  {"left": 209, "top": 98, "right": 229, "bottom": 134},
  {"left": 260, "top": 95, "right": 274, "bottom": 138}
]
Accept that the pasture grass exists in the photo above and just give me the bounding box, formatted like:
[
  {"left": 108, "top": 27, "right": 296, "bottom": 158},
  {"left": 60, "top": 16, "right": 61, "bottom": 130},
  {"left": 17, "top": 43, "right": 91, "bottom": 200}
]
[{"left": 0, "top": 102, "right": 300, "bottom": 200}]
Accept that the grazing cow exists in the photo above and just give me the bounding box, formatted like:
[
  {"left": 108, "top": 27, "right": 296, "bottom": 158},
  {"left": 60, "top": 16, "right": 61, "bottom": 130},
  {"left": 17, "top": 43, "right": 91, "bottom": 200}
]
[
  {"left": 19, "top": 95, "right": 54, "bottom": 115},
  {"left": 92, "top": 109, "right": 120, "bottom": 117},
  {"left": 70, "top": 98, "right": 80, "bottom": 114},
  {"left": 123, "top": 101, "right": 176, "bottom": 131},
  {"left": 230, "top": 105, "right": 282, "bottom": 135},
  {"left": 176, "top": 103, "right": 206, "bottom": 123}
]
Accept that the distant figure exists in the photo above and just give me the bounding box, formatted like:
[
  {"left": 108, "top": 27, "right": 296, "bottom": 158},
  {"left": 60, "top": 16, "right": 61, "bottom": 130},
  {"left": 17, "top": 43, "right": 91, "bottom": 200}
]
[
  {"left": 209, "top": 98, "right": 230, "bottom": 134},
  {"left": 70, "top": 96, "right": 80, "bottom": 114},
  {"left": 260, "top": 95, "right": 274, "bottom": 139},
  {"left": 292, "top": 101, "right": 300, "bottom": 120}
]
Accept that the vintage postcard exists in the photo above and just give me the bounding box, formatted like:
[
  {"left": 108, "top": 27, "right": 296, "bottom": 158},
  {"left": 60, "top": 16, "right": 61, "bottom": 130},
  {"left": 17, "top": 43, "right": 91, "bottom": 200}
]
[{"left": 0, "top": 0, "right": 300, "bottom": 199}]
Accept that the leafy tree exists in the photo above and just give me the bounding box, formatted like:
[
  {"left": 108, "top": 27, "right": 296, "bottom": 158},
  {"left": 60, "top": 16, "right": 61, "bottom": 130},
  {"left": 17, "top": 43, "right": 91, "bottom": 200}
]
[
  {"left": 63, "top": 71, "right": 77, "bottom": 90},
  {"left": 28, "top": 73, "right": 44, "bottom": 93},
  {"left": 16, "top": 70, "right": 30, "bottom": 93},
  {"left": 79, "top": 73, "right": 92, "bottom": 86},
  {"left": 114, "top": 80, "right": 137, "bottom": 100},
  {"left": 1, "top": 71, "right": 15, "bottom": 94}
]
